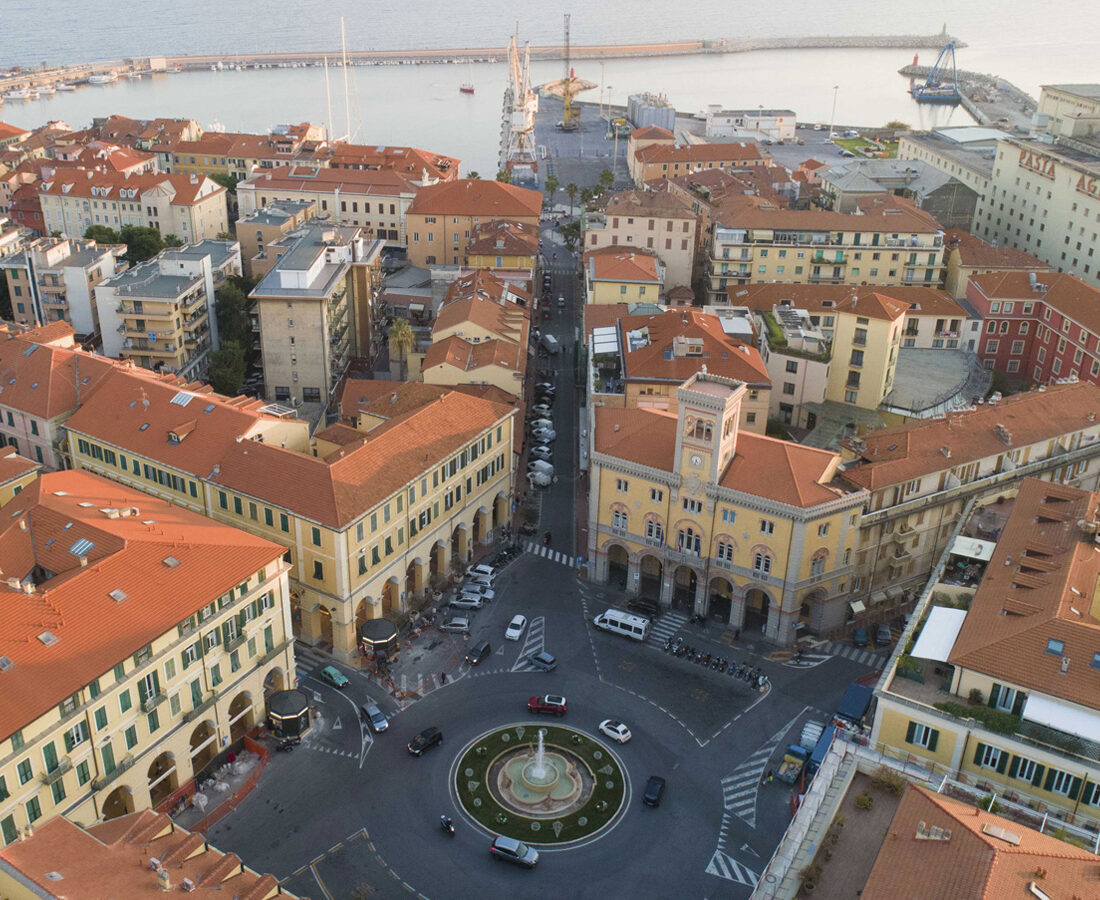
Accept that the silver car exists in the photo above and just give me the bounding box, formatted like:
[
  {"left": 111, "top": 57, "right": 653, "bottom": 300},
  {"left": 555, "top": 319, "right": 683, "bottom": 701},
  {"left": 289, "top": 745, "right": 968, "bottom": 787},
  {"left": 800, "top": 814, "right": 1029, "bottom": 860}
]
[
  {"left": 450, "top": 595, "right": 485, "bottom": 610},
  {"left": 439, "top": 617, "right": 471, "bottom": 633}
]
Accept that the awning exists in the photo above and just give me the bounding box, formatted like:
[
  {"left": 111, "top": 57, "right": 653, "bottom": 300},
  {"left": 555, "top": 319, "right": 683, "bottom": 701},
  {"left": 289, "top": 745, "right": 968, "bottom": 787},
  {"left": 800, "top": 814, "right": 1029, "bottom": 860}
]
[
  {"left": 886, "top": 585, "right": 904, "bottom": 601},
  {"left": 870, "top": 591, "right": 887, "bottom": 606},
  {"left": 849, "top": 600, "right": 866, "bottom": 615},
  {"left": 950, "top": 535, "right": 996, "bottom": 562},
  {"left": 409, "top": 303, "right": 425, "bottom": 312},
  {"left": 1022, "top": 694, "right": 1100, "bottom": 745},
  {"left": 911, "top": 606, "right": 967, "bottom": 662}
]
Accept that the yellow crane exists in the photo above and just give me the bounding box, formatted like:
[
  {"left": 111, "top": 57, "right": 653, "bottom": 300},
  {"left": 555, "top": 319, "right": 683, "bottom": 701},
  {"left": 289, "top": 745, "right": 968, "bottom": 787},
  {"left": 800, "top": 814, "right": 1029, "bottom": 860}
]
[{"left": 541, "top": 14, "right": 595, "bottom": 132}]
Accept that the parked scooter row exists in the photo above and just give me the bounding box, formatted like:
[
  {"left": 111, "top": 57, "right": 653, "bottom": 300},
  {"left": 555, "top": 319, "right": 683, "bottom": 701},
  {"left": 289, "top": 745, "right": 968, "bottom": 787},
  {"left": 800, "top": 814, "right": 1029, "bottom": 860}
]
[
  {"left": 663, "top": 635, "right": 769, "bottom": 690},
  {"left": 490, "top": 543, "right": 522, "bottom": 568}
]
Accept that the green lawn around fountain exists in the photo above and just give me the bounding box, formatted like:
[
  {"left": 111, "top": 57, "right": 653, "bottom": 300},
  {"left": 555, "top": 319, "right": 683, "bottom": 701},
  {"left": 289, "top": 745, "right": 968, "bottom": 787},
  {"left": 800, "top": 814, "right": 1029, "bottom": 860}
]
[{"left": 455, "top": 723, "right": 628, "bottom": 845}]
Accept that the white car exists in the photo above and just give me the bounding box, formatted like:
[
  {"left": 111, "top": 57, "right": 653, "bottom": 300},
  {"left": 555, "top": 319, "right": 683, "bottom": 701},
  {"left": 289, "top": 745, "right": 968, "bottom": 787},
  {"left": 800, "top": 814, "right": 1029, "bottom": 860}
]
[
  {"left": 598, "top": 719, "right": 632, "bottom": 744},
  {"left": 450, "top": 595, "right": 485, "bottom": 610},
  {"left": 466, "top": 563, "right": 496, "bottom": 581},
  {"left": 530, "top": 446, "right": 553, "bottom": 462},
  {"left": 528, "top": 471, "right": 552, "bottom": 487},
  {"left": 557, "top": 296, "right": 566, "bottom": 308},
  {"left": 529, "top": 418, "right": 553, "bottom": 430},
  {"left": 462, "top": 583, "right": 495, "bottom": 601},
  {"left": 532, "top": 429, "right": 556, "bottom": 443},
  {"left": 527, "top": 460, "right": 554, "bottom": 476},
  {"left": 465, "top": 574, "right": 493, "bottom": 590},
  {"left": 532, "top": 404, "right": 552, "bottom": 416},
  {"left": 505, "top": 614, "right": 527, "bottom": 641}
]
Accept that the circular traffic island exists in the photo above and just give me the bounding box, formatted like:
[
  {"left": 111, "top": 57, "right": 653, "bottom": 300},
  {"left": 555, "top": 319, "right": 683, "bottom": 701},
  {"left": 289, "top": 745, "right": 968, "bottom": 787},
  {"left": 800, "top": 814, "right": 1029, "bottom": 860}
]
[{"left": 455, "top": 724, "right": 627, "bottom": 846}]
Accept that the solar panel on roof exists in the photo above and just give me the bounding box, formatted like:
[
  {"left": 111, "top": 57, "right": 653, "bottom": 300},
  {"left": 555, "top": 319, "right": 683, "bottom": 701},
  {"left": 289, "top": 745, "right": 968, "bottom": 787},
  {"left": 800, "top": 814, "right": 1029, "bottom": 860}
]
[
  {"left": 139, "top": 423, "right": 149, "bottom": 431},
  {"left": 204, "top": 403, "right": 215, "bottom": 414},
  {"left": 68, "top": 538, "right": 94, "bottom": 557},
  {"left": 170, "top": 391, "right": 194, "bottom": 407},
  {"left": 21, "top": 345, "right": 36, "bottom": 356}
]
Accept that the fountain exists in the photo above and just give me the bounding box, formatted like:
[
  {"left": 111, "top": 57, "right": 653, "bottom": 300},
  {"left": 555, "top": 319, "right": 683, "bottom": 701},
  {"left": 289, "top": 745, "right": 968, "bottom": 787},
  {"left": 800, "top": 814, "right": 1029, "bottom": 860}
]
[
  {"left": 496, "top": 729, "right": 584, "bottom": 814},
  {"left": 526, "top": 729, "right": 553, "bottom": 785}
]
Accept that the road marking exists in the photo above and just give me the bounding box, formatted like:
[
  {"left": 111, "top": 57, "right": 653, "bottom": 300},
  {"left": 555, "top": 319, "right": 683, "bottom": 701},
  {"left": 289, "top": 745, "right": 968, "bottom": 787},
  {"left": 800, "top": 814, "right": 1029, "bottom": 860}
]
[
  {"left": 705, "top": 849, "right": 759, "bottom": 887},
  {"left": 310, "top": 864, "right": 335, "bottom": 900}
]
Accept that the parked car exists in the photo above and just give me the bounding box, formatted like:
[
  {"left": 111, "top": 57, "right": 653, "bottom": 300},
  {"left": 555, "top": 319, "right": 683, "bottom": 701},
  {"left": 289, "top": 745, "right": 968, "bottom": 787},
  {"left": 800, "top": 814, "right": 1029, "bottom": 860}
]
[
  {"left": 557, "top": 296, "right": 566, "bottom": 308},
  {"left": 853, "top": 627, "right": 869, "bottom": 648},
  {"left": 505, "top": 614, "right": 527, "bottom": 641},
  {"left": 642, "top": 775, "right": 666, "bottom": 807},
  {"left": 361, "top": 703, "right": 388, "bottom": 733},
  {"left": 461, "top": 584, "right": 495, "bottom": 601},
  {"left": 529, "top": 418, "right": 553, "bottom": 430},
  {"left": 528, "top": 694, "right": 568, "bottom": 716},
  {"left": 528, "top": 471, "right": 553, "bottom": 487},
  {"left": 463, "top": 575, "right": 493, "bottom": 591},
  {"left": 489, "top": 835, "right": 539, "bottom": 868},
  {"left": 535, "top": 382, "right": 555, "bottom": 392},
  {"left": 874, "top": 624, "right": 892, "bottom": 648},
  {"left": 599, "top": 719, "right": 632, "bottom": 743},
  {"left": 407, "top": 726, "right": 443, "bottom": 756},
  {"left": 440, "top": 617, "right": 471, "bottom": 634},
  {"left": 530, "top": 446, "right": 553, "bottom": 462},
  {"left": 465, "top": 640, "right": 491, "bottom": 666},
  {"left": 450, "top": 595, "right": 485, "bottom": 610},
  {"left": 528, "top": 651, "right": 558, "bottom": 671},
  {"left": 527, "top": 460, "right": 554, "bottom": 477},
  {"left": 531, "top": 404, "right": 552, "bottom": 416},
  {"left": 532, "top": 429, "right": 556, "bottom": 442},
  {"left": 466, "top": 563, "right": 496, "bottom": 581},
  {"left": 318, "top": 666, "right": 349, "bottom": 689}
]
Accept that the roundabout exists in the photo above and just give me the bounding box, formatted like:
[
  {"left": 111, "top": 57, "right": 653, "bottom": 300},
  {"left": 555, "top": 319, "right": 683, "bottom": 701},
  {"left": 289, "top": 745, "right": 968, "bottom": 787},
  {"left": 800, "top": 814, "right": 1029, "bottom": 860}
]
[{"left": 454, "top": 723, "right": 629, "bottom": 846}]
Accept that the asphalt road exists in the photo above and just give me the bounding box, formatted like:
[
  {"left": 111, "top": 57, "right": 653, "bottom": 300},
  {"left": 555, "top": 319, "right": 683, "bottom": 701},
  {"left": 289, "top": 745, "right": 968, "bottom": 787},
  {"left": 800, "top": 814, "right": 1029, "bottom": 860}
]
[{"left": 203, "top": 235, "right": 886, "bottom": 899}]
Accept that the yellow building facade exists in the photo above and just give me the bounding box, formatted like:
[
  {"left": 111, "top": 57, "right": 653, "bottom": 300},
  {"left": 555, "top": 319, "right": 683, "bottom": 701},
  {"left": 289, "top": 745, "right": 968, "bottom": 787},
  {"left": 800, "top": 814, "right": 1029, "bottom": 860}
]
[{"left": 588, "top": 373, "right": 866, "bottom": 645}]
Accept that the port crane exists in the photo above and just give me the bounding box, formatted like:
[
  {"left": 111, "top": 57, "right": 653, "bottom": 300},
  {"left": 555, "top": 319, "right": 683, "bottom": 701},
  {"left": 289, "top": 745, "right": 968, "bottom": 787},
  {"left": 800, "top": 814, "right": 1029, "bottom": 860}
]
[
  {"left": 911, "top": 40, "right": 961, "bottom": 104},
  {"left": 542, "top": 14, "right": 596, "bottom": 132}
]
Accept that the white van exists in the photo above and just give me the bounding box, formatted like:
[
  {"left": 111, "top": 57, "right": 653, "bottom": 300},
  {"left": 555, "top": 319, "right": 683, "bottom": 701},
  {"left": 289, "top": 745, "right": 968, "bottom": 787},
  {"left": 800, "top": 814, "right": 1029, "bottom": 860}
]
[{"left": 593, "top": 608, "right": 650, "bottom": 641}]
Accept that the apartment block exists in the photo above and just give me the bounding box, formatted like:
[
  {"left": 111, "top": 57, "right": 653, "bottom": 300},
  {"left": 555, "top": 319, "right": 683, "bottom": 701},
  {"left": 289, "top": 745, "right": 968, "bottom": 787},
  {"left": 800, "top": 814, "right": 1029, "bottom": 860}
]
[
  {"left": 943, "top": 227, "right": 1052, "bottom": 299},
  {"left": 234, "top": 198, "right": 316, "bottom": 279},
  {"left": 871, "top": 478, "right": 1100, "bottom": 829},
  {"left": 703, "top": 194, "right": 945, "bottom": 302},
  {"left": 405, "top": 179, "right": 542, "bottom": 268},
  {"left": 836, "top": 382, "right": 1100, "bottom": 625},
  {"left": 65, "top": 375, "right": 517, "bottom": 663},
  {"left": 0, "top": 447, "right": 39, "bottom": 506},
  {"left": 464, "top": 219, "right": 538, "bottom": 281},
  {"left": 0, "top": 470, "right": 293, "bottom": 844},
  {"left": 95, "top": 241, "right": 241, "bottom": 380},
  {"left": 968, "top": 270, "right": 1100, "bottom": 385},
  {"left": 629, "top": 139, "right": 772, "bottom": 187},
  {"left": 0, "top": 237, "right": 125, "bottom": 335},
  {"left": 583, "top": 187, "right": 697, "bottom": 290},
  {"left": 250, "top": 221, "right": 384, "bottom": 410},
  {"left": 589, "top": 371, "right": 865, "bottom": 645},
  {"left": 584, "top": 248, "right": 665, "bottom": 304}
]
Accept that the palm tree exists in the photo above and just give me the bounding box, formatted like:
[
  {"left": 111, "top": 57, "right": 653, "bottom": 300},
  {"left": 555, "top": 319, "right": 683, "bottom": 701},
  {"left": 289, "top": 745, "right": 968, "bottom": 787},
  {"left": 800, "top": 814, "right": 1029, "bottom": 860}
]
[
  {"left": 580, "top": 187, "right": 595, "bottom": 210},
  {"left": 496, "top": 169, "right": 512, "bottom": 184},
  {"left": 389, "top": 318, "right": 414, "bottom": 381},
  {"left": 467, "top": 171, "right": 481, "bottom": 180},
  {"left": 598, "top": 168, "right": 615, "bottom": 193},
  {"left": 544, "top": 173, "right": 560, "bottom": 210},
  {"left": 565, "top": 182, "right": 579, "bottom": 216}
]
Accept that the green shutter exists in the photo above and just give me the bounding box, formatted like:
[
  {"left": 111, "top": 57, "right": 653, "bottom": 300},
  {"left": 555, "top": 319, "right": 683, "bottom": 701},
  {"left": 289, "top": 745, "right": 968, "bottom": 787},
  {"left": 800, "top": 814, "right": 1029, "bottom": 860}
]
[
  {"left": 973, "top": 742, "right": 986, "bottom": 765},
  {"left": 1069, "top": 777, "right": 1083, "bottom": 801},
  {"left": 927, "top": 729, "right": 939, "bottom": 752},
  {"left": 996, "top": 752, "right": 1008, "bottom": 774},
  {"left": 1012, "top": 692, "right": 1026, "bottom": 716},
  {"left": 988, "top": 684, "right": 1000, "bottom": 708},
  {"left": 1008, "top": 756, "right": 1020, "bottom": 780},
  {"left": 905, "top": 722, "right": 916, "bottom": 744},
  {"left": 137, "top": 680, "right": 148, "bottom": 705},
  {"left": 1032, "top": 765, "right": 1046, "bottom": 787},
  {"left": 1044, "top": 768, "right": 1056, "bottom": 792}
]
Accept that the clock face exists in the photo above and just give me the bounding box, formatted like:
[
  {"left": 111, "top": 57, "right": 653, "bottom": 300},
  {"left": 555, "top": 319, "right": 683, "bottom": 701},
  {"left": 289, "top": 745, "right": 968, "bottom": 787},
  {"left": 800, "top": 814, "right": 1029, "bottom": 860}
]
[{"left": 690, "top": 454, "right": 702, "bottom": 467}]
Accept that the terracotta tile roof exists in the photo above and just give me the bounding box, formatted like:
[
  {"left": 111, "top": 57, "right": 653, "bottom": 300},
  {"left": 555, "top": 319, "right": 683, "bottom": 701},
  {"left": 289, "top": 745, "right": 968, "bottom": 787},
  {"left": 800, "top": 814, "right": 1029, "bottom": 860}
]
[
  {"left": 466, "top": 218, "right": 539, "bottom": 256},
  {"left": 862, "top": 783, "right": 1098, "bottom": 900},
  {"left": 0, "top": 446, "right": 39, "bottom": 487},
  {"left": 667, "top": 285, "right": 695, "bottom": 300},
  {"left": 594, "top": 406, "right": 846, "bottom": 507},
  {"left": 406, "top": 178, "right": 542, "bottom": 218},
  {"left": 665, "top": 167, "right": 790, "bottom": 209},
  {"left": 210, "top": 383, "right": 516, "bottom": 527},
  {"left": 947, "top": 478, "right": 1100, "bottom": 712},
  {"left": 630, "top": 126, "right": 675, "bottom": 140},
  {"left": 0, "top": 470, "right": 284, "bottom": 742},
  {"left": 23, "top": 320, "right": 79, "bottom": 346},
  {"left": 0, "top": 122, "right": 29, "bottom": 141},
  {"left": 434, "top": 295, "right": 529, "bottom": 342},
  {"left": 240, "top": 164, "right": 419, "bottom": 196},
  {"left": 712, "top": 190, "right": 941, "bottom": 232},
  {"left": 801, "top": 158, "right": 827, "bottom": 170},
  {"left": 38, "top": 169, "right": 224, "bottom": 206},
  {"left": 0, "top": 811, "right": 306, "bottom": 898},
  {"left": 441, "top": 268, "right": 531, "bottom": 307},
  {"left": 945, "top": 228, "right": 1052, "bottom": 270},
  {"left": 450, "top": 382, "right": 522, "bottom": 409},
  {"left": 971, "top": 271, "right": 1100, "bottom": 336},
  {"left": 329, "top": 142, "right": 460, "bottom": 181},
  {"left": 839, "top": 382, "right": 1100, "bottom": 491},
  {"left": 599, "top": 186, "right": 695, "bottom": 219},
  {"left": 732, "top": 283, "right": 914, "bottom": 322},
  {"left": 585, "top": 247, "right": 663, "bottom": 283},
  {"left": 0, "top": 329, "right": 129, "bottom": 419},
  {"left": 617, "top": 309, "right": 769, "bottom": 385},
  {"left": 338, "top": 379, "right": 452, "bottom": 420},
  {"left": 422, "top": 334, "right": 525, "bottom": 376},
  {"left": 635, "top": 140, "right": 769, "bottom": 166}
]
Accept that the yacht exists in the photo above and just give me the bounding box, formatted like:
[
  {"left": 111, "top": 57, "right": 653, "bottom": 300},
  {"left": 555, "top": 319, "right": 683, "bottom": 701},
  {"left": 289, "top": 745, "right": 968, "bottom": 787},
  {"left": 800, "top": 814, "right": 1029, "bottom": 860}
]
[
  {"left": 88, "top": 73, "right": 117, "bottom": 85},
  {"left": 55, "top": 83, "right": 76, "bottom": 91},
  {"left": 3, "top": 88, "right": 34, "bottom": 100}
]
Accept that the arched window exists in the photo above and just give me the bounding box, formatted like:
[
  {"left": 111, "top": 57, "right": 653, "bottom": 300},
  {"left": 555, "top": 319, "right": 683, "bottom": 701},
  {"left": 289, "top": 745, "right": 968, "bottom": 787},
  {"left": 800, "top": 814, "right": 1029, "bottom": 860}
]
[
  {"left": 692, "top": 419, "right": 713, "bottom": 441},
  {"left": 678, "top": 527, "right": 701, "bottom": 555},
  {"left": 753, "top": 551, "right": 772, "bottom": 574},
  {"left": 810, "top": 548, "right": 828, "bottom": 577},
  {"left": 715, "top": 534, "right": 736, "bottom": 563},
  {"left": 644, "top": 513, "right": 664, "bottom": 544}
]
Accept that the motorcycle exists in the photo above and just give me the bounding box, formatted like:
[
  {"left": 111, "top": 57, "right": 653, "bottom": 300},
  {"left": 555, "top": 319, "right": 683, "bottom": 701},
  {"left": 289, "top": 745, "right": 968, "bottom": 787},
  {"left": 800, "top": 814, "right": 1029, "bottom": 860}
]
[
  {"left": 663, "top": 637, "right": 674, "bottom": 652},
  {"left": 276, "top": 738, "right": 299, "bottom": 753},
  {"left": 440, "top": 814, "right": 455, "bottom": 836},
  {"left": 726, "top": 660, "right": 736, "bottom": 676},
  {"left": 700, "top": 652, "right": 711, "bottom": 666},
  {"left": 543, "top": 531, "right": 552, "bottom": 546}
]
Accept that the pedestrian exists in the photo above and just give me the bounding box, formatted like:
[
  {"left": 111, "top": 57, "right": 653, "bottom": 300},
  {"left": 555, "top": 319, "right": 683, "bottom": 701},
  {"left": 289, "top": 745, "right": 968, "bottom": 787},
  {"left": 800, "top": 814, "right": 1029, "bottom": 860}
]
[
  {"left": 765, "top": 770, "right": 774, "bottom": 784},
  {"left": 440, "top": 671, "right": 447, "bottom": 685},
  {"left": 734, "top": 628, "right": 741, "bottom": 641}
]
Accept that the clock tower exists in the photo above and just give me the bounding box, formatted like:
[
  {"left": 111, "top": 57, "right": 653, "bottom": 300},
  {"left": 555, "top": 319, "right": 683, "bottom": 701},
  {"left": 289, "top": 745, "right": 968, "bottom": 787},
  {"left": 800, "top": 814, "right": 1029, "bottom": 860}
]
[{"left": 673, "top": 371, "right": 746, "bottom": 486}]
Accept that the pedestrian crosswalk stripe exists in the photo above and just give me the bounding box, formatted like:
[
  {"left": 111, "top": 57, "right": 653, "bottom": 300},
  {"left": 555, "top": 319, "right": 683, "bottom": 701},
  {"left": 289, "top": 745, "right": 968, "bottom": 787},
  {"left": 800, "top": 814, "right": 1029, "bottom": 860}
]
[
  {"left": 645, "top": 611, "right": 687, "bottom": 647},
  {"left": 705, "top": 849, "right": 758, "bottom": 886},
  {"left": 817, "top": 641, "right": 882, "bottom": 668},
  {"left": 522, "top": 541, "right": 575, "bottom": 569},
  {"left": 719, "top": 718, "right": 799, "bottom": 829},
  {"left": 511, "top": 616, "right": 547, "bottom": 672}
]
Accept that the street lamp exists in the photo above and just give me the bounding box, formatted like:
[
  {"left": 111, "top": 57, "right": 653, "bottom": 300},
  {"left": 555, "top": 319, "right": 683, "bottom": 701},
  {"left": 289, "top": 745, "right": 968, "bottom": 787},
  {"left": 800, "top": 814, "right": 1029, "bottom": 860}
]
[{"left": 828, "top": 85, "right": 839, "bottom": 139}]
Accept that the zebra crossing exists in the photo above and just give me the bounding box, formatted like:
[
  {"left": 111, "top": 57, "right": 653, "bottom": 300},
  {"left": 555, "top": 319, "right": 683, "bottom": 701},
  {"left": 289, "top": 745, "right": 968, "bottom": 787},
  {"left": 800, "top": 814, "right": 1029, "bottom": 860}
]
[
  {"left": 510, "top": 616, "right": 547, "bottom": 672},
  {"left": 705, "top": 849, "right": 759, "bottom": 887},
  {"left": 645, "top": 611, "right": 688, "bottom": 648},
  {"left": 523, "top": 541, "right": 576, "bottom": 568},
  {"left": 294, "top": 646, "right": 331, "bottom": 680},
  {"left": 818, "top": 641, "right": 883, "bottom": 668}
]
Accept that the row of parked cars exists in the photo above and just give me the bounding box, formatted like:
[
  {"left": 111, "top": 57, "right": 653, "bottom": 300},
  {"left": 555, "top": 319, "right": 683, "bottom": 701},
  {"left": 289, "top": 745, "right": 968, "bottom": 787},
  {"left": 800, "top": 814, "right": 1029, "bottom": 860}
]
[{"left": 527, "top": 381, "right": 557, "bottom": 487}]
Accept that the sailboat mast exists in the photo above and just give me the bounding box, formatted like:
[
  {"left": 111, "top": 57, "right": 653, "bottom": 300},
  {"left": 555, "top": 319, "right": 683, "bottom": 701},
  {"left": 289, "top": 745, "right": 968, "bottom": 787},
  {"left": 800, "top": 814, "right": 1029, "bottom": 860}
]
[
  {"left": 324, "top": 56, "right": 333, "bottom": 142},
  {"left": 341, "top": 17, "right": 351, "bottom": 143}
]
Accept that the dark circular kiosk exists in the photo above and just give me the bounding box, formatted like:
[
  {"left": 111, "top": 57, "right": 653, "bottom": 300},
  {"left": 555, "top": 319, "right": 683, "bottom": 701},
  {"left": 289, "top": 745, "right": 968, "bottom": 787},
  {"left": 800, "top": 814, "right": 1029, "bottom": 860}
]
[
  {"left": 266, "top": 689, "right": 311, "bottom": 738},
  {"left": 359, "top": 618, "right": 399, "bottom": 660}
]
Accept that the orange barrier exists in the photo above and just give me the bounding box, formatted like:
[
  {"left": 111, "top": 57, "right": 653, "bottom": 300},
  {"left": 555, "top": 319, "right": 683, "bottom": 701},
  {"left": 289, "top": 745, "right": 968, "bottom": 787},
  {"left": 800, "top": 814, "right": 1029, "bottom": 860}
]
[{"left": 192, "top": 736, "right": 269, "bottom": 834}]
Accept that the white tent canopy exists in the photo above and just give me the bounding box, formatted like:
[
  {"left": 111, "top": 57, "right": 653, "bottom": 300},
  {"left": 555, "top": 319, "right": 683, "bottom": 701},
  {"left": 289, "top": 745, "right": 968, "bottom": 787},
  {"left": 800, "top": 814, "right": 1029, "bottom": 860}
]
[
  {"left": 911, "top": 606, "right": 968, "bottom": 662},
  {"left": 1022, "top": 694, "right": 1100, "bottom": 746},
  {"left": 950, "top": 535, "right": 996, "bottom": 562}
]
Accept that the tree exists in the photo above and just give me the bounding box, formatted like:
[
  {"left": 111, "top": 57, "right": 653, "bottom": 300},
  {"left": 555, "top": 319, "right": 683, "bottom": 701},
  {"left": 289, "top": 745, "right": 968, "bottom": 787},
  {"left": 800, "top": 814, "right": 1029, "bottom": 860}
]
[
  {"left": 118, "top": 225, "right": 166, "bottom": 264},
  {"left": 496, "top": 168, "right": 512, "bottom": 184},
  {"left": 209, "top": 172, "right": 240, "bottom": 194},
  {"left": 83, "top": 225, "right": 121, "bottom": 245},
  {"left": 389, "top": 317, "right": 414, "bottom": 380},
  {"left": 560, "top": 220, "right": 581, "bottom": 251},
  {"left": 580, "top": 187, "right": 595, "bottom": 209},
  {"left": 207, "top": 340, "right": 247, "bottom": 396},
  {"left": 215, "top": 230, "right": 235, "bottom": 241},
  {"left": 544, "top": 173, "right": 560, "bottom": 209},
  {"left": 215, "top": 282, "right": 252, "bottom": 347},
  {"left": 163, "top": 234, "right": 184, "bottom": 248},
  {"left": 466, "top": 171, "right": 481, "bottom": 180},
  {"left": 884, "top": 121, "right": 911, "bottom": 131},
  {"left": 598, "top": 168, "right": 615, "bottom": 193},
  {"left": 564, "top": 183, "right": 579, "bottom": 215}
]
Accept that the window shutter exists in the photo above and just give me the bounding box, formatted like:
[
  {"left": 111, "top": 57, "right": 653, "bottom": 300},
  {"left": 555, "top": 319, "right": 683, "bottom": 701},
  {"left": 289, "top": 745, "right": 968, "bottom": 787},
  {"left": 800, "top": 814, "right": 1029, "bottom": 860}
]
[
  {"left": 988, "top": 684, "right": 1000, "bottom": 708},
  {"left": 1070, "top": 777, "right": 1083, "bottom": 801},
  {"left": 181, "top": 649, "right": 190, "bottom": 670},
  {"left": 927, "top": 729, "right": 939, "bottom": 752},
  {"left": 996, "top": 752, "right": 1008, "bottom": 774},
  {"left": 223, "top": 621, "right": 233, "bottom": 644},
  {"left": 1044, "top": 768, "right": 1056, "bottom": 792},
  {"left": 152, "top": 672, "right": 160, "bottom": 695},
  {"left": 973, "top": 742, "right": 986, "bottom": 765},
  {"left": 1032, "top": 765, "right": 1045, "bottom": 788},
  {"left": 905, "top": 721, "right": 916, "bottom": 744},
  {"left": 137, "top": 680, "right": 148, "bottom": 705},
  {"left": 1008, "top": 756, "right": 1020, "bottom": 780},
  {"left": 1012, "top": 692, "right": 1026, "bottom": 716}
]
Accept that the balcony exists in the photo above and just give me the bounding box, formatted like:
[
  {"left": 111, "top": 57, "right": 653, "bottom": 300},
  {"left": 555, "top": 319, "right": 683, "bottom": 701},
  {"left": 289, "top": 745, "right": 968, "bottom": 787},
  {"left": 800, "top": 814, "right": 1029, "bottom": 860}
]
[
  {"left": 91, "top": 754, "right": 135, "bottom": 791},
  {"left": 118, "top": 303, "right": 174, "bottom": 319},
  {"left": 142, "top": 691, "right": 168, "bottom": 713},
  {"left": 226, "top": 631, "right": 248, "bottom": 652},
  {"left": 809, "top": 273, "right": 846, "bottom": 284},
  {"left": 40, "top": 758, "right": 72, "bottom": 785}
]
